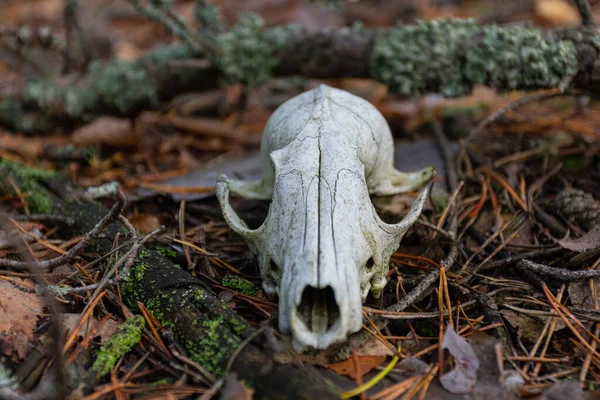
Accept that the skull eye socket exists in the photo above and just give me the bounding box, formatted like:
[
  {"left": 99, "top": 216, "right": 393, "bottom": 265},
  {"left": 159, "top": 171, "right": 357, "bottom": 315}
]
[{"left": 269, "top": 258, "right": 280, "bottom": 274}]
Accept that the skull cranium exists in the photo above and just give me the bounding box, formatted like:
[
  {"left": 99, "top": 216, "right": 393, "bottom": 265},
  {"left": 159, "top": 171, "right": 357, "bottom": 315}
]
[{"left": 217, "top": 85, "right": 434, "bottom": 349}]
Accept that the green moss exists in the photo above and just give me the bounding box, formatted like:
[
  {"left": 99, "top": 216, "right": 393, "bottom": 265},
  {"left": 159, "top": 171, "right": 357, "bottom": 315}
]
[
  {"left": 150, "top": 378, "right": 172, "bottom": 386},
  {"left": 370, "top": 18, "right": 578, "bottom": 96},
  {"left": 156, "top": 246, "right": 177, "bottom": 258},
  {"left": 185, "top": 315, "right": 240, "bottom": 376},
  {"left": 0, "top": 160, "right": 57, "bottom": 214},
  {"left": 91, "top": 315, "right": 145, "bottom": 378},
  {"left": 221, "top": 274, "right": 258, "bottom": 296},
  {"left": 120, "top": 257, "right": 148, "bottom": 308},
  {"left": 117, "top": 253, "right": 247, "bottom": 377},
  {"left": 563, "top": 154, "right": 588, "bottom": 170}
]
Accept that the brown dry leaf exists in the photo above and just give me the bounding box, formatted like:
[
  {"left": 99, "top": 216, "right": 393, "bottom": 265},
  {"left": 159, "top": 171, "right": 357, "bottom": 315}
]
[
  {"left": 397, "top": 357, "right": 429, "bottom": 374},
  {"left": 72, "top": 116, "right": 137, "bottom": 147},
  {"left": 400, "top": 331, "right": 432, "bottom": 355},
  {"left": 501, "top": 310, "right": 565, "bottom": 343},
  {"left": 113, "top": 40, "right": 144, "bottom": 61},
  {"left": 0, "top": 281, "right": 44, "bottom": 359},
  {"left": 356, "top": 336, "right": 395, "bottom": 357},
  {"left": 535, "top": 0, "right": 580, "bottom": 27},
  {"left": 568, "top": 279, "right": 600, "bottom": 311},
  {"left": 558, "top": 225, "right": 600, "bottom": 252},
  {"left": 440, "top": 327, "right": 479, "bottom": 395},
  {"left": 328, "top": 355, "right": 386, "bottom": 379},
  {"left": 61, "top": 314, "right": 120, "bottom": 345},
  {"left": 128, "top": 214, "right": 161, "bottom": 234},
  {"left": 221, "top": 375, "right": 254, "bottom": 400},
  {"left": 373, "top": 193, "right": 430, "bottom": 215},
  {"left": 0, "top": 0, "right": 63, "bottom": 25},
  {"left": 541, "top": 380, "right": 584, "bottom": 400}
]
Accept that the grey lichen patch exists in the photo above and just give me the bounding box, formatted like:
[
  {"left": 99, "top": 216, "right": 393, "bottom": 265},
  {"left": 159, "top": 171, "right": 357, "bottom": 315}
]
[
  {"left": 22, "top": 81, "right": 98, "bottom": 120},
  {"left": 0, "top": 97, "right": 55, "bottom": 132},
  {"left": 592, "top": 34, "right": 600, "bottom": 51},
  {"left": 221, "top": 274, "right": 259, "bottom": 296},
  {"left": 91, "top": 315, "right": 145, "bottom": 378},
  {"left": 370, "top": 18, "right": 578, "bottom": 96},
  {"left": 216, "top": 13, "right": 281, "bottom": 88},
  {"left": 90, "top": 60, "right": 158, "bottom": 113},
  {"left": 194, "top": 0, "right": 225, "bottom": 36},
  {"left": 0, "top": 160, "right": 57, "bottom": 214},
  {"left": 371, "top": 18, "right": 479, "bottom": 97},
  {"left": 464, "top": 24, "right": 577, "bottom": 90}
]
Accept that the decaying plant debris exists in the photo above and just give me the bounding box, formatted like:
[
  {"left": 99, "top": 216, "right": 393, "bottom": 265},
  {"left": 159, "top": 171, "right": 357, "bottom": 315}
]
[{"left": 1, "top": 0, "right": 600, "bottom": 399}]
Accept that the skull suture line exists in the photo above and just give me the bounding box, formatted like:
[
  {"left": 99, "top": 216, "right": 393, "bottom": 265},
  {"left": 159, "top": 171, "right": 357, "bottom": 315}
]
[{"left": 217, "top": 85, "right": 434, "bottom": 350}]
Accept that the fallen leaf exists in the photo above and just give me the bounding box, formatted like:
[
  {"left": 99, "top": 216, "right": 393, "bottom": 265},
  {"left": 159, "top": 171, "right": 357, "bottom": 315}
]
[
  {"left": 221, "top": 375, "right": 254, "bottom": 400},
  {"left": 501, "top": 310, "right": 565, "bottom": 343},
  {"left": 541, "top": 380, "right": 584, "bottom": 400},
  {"left": 328, "top": 355, "right": 386, "bottom": 379},
  {"left": 502, "top": 371, "right": 525, "bottom": 392},
  {"left": 373, "top": 192, "right": 432, "bottom": 215},
  {"left": 399, "top": 331, "right": 432, "bottom": 355},
  {"left": 397, "top": 357, "right": 429, "bottom": 374},
  {"left": 439, "top": 327, "right": 479, "bottom": 395},
  {"left": 61, "top": 314, "right": 120, "bottom": 345},
  {"left": 0, "top": 281, "right": 44, "bottom": 359},
  {"left": 72, "top": 116, "right": 137, "bottom": 147},
  {"left": 535, "top": 0, "right": 580, "bottom": 27},
  {"left": 356, "top": 336, "right": 395, "bottom": 357},
  {"left": 135, "top": 139, "right": 453, "bottom": 201},
  {"left": 569, "top": 279, "right": 600, "bottom": 311},
  {"left": 128, "top": 213, "right": 161, "bottom": 233},
  {"left": 558, "top": 225, "right": 600, "bottom": 252},
  {"left": 135, "top": 152, "right": 262, "bottom": 201}
]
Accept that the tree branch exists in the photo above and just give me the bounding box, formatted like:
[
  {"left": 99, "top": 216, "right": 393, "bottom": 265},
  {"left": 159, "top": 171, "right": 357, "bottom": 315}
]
[{"left": 3, "top": 18, "right": 600, "bottom": 133}]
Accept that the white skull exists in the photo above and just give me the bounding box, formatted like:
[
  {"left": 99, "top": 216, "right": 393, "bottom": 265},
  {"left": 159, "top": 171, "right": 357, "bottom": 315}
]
[{"left": 217, "top": 85, "right": 434, "bottom": 349}]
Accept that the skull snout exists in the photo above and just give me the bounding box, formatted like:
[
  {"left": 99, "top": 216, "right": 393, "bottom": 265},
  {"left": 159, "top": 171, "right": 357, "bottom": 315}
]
[
  {"left": 296, "top": 285, "right": 340, "bottom": 335},
  {"left": 287, "top": 278, "right": 363, "bottom": 350}
]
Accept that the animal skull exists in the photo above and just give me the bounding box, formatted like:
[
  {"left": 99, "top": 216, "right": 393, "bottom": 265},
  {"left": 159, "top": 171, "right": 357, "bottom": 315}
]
[{"left": 217, "top": 85, "right": 434, "bottom": 349}]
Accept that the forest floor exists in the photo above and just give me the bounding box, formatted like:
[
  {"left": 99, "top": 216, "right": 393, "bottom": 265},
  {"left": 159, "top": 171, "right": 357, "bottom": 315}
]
[{"left": 1, "top": 0, "right": 600, "bottom": 399}]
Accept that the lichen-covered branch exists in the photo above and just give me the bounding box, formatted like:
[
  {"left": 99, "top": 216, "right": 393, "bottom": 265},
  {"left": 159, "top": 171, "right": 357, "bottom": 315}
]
[{"left": 3, "top": 16, "right": 600, "bottom": 132}]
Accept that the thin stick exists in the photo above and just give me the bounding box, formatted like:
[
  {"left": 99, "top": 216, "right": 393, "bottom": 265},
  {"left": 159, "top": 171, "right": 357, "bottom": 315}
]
[
  {"left": 575, "top": 0, "right": 596, "bottom": 27},
  {"left": 0, "top": 187, "right": 125, "bottom": 271},
  {"left": 518, "top": 260, "right": 600, "bottom": 281}
]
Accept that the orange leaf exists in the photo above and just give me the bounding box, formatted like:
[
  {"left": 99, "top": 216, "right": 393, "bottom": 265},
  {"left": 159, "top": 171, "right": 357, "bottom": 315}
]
[{"left": 328, "top": 355, "right": 387, "bottom": 379}]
